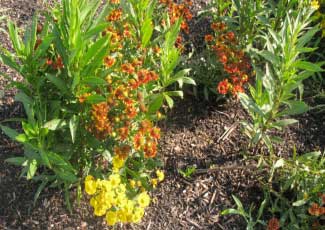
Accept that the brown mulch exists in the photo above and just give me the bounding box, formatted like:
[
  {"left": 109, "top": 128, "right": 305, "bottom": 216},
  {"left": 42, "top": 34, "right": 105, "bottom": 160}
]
[{"left": 1, "top": 1, "right": 324, "bottom": 230}]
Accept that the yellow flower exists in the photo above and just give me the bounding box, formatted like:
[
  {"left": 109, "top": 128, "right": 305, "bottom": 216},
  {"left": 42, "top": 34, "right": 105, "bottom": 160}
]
[
  {"left": 109, "top": 173, "right": 121, "bottom": 188},
  {"left": 90, "top": 196, "right": 98, "bottom": 208},
  {"left": 131, "top": 207, "right": 145, "bottom": 223},
  {"left": 311, "top": 0, "right": 320, "bottom": 10},
  {"left": 137, "top": 191, "right": 150, "bottom": 208},
  {"left": 117, "top": 209, "right": 128, "bottom": 223},
  {"left": 106, "top": 210, "right": 118, "bottom": 226},
  {"left": 151, "top": 178, "right": 158, "bottom": 188},
  {"left": 129, "top": 179, "right": 136, "bottom": 188},
  {"left": 94, "top": 205, "right": 106, "bottom": 216},
  {"left": 112, "top": 155, "right": 125, "bottom": 172},
  {"left": 156, "top": 170, "right": 165, "bottom": 182},
  {"left": 85, "top": 175, "right": 97, "bottom": 195}
]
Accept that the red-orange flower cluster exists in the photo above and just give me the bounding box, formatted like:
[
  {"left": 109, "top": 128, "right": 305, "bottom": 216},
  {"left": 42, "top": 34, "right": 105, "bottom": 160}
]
[
  {"left": 133, "top": 120, "right": 161, "bottom": 158},
  {"left": 106, "top": 8, "right": 122, "bottom": 22},
  {"left": 309, "top": 202, "right": 325, "bottom": 216},
  {"left": 206, "top": 21, "right": 251, "bottom": 96},
  {"left": 159, "top": 0, "right": 193, "bottom": 52},
  {"left": 89, "top": 102, "right": 112, "bottom": 139}
]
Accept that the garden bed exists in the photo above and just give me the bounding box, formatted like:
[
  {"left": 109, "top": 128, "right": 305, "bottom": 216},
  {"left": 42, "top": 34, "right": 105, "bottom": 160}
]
[{"left": 0, "top": 0, "right": 324, "bottom": 230}]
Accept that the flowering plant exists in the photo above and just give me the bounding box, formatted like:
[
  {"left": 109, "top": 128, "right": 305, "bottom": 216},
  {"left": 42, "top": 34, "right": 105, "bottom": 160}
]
[{"left": 0, "top": 0, "right": 193, "bottom": 223}]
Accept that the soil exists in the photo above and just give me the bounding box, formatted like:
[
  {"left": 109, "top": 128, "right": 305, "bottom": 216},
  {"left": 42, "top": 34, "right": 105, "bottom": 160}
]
[{"left": 0, "top": 1, "right": 324, "bottom": 230}]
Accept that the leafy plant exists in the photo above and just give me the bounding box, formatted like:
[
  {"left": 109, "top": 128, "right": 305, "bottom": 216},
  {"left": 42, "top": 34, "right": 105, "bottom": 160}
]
[
  {"left": 221, "top": 194, "right": 267, "bottom": 230},
  {"left": 0, "top": 0, "right": 194, "bottom": 221},
  {"left": 239, "top": 8, "right": 323, "bottom": 153},
  {"left": 178, "top": 165, "right": 197, "bottom": 178}
]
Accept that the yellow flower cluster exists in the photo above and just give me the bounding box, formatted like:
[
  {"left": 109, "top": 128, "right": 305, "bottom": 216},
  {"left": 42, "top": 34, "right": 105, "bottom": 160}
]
[
  {"left": 311, "top": 0, "right": 320, "bottom": 10},
  {"left": 85, "top": 156, "right": 152, "bottom": 226},
  {"left": 150, "top": 169, "right": 165, "bottom": 188}
]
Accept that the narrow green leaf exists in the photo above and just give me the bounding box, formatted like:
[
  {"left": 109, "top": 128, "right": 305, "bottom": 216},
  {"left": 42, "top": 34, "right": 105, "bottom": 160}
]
[
  {"left": 148, "top": 94, "right": 164, "bottom": 113},
  {"left": 46, "top": 74, "right": 69, "bottom": 94},
  {"left": 43, "top": 119, "right": 67, "bottom": 130},
  {"left": 81, "top": 76, "right": 107, "bottom": 85},
  {"left": 293, "top": 61, "right": 323, "bottom": 72},
  {"left": 0, "top": 125, "right": 19, "bottom": 140},
  {"left": 69, "top": 115, "right": 79, "bottom": 143},
  {"left": 164, "top": 94, "right": 174, "bottom": 108},
  {"left": 141, "top": 18, "right": 154, "bottom": 47},
  {"left": 86, "top": 94, "right": 106, "bottom": 104},
  {"left": 33, "top": 179, "right": 48, "bottom": 205},
  {"left": 5, "top": 157, "right": 27, "bottom": 166},
  {"left": 27, "top": 159, "right": 37, "bottom": 180}
]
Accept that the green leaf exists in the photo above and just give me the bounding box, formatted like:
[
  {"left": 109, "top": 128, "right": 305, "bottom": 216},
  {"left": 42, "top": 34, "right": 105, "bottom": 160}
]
[
  {"left": 297, "top": 27, "right": 318, "bottom": 48},
  {"left": 69, "top": 115, "right": 79, "bottom": 143},
  {"left": 165, "top": 90, "right": 184, "bottom": 98},
  {"left": 81, "top": 76, "right": 107, "bottom": 85},
  {"left": 279, "top": 101, "right": 309, "bottom": 116},
  {"left": 43, "top": 119, "right": 67, "bottom": 130},
  {"left": 232, "top": 195, "right": 245, "bottom": 212},
  {"left": 15, "top": 91, "right": 34, "bottom": 123},
  {"left": 164, "top": 94, "right": 174, "bottom": 108},
  {"left": 16, "top": 134, "right": 28, "bottom": 143},
  {"left": 221, "top": 208, "right": 242, "bottom": 216},
  {"left": 84, "top": 22, "right": 109, "bottom": 40},
  {"left": 86, "top": 94, "right": 106, "bottom": 104},
  {"left": 39, "top": 149, "right": 51, "bottom": 168},
  {"left": 7, "top": 21, "right": 23, "bottom": 54},
  {"left": 259, "top": 50, "right": 280, "bottom": 65},
  {"left": 33, "top": 179, "right": 48, "bottom": 205},
  {"left": 46, "top": 74, "right": 69, "bottom": 94},
  {"left": 293, "top": 61, "right": 323, "bottom": 72},
  {"left": 0, "top": 125, "right": 19, "bottom": 140},
  {"left": 238, "top": 93, "right": 264, "bottom": 117},
  {"left": 148, "top": 94, "right": 164, "bottom": 113},
  {"left": 0, "top": 52, "right": 21, "bottom": 73},
  {"left": 55, "top": 169, "right": 78, "bottom": 183},
  {"left": 5, "top": 157, "right": 27, "bottom": 166},
  {"left": 272, "top": 119, "right": 298, "bottom": 128},
  {"left": 141, "top": 18, "right": 154, "bottom": 47},
  {"left": 83, "top": 35, "right": 109, "bottom": 66},
  {"left": 47, "top": 151, "right": 75, "bottom": 173},
  {"left": 27, "top": 159, "right": 37, "bottom": 180}
]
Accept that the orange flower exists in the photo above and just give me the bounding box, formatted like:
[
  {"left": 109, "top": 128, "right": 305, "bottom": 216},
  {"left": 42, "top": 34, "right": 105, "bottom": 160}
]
[
  {"left": 144, "top": 141, "right": 157, "bottom": 158},
  {"left": 211, "top": 22, "right": 219, "bottom": 31},
  {"left": 150, "top": 127, "right": 161, "bottom": 139},
  {"left": 114, "top": 145, "right": 130, "bottom": 159},
  {"left": 104, "top": 56, "right": 116, "bottom": 68},
  {"left": 110, "top": 0, "right": 120, "bottom": 4},
  {"left": 106, "top": 9, "right": 122, "bottom": 22},
  {"left": 267, "top": 217, "right": 280, "bottom": 230},
  {"left": 133, "top": 133, "right": 145, "bottom": 150},
  {"left": 217, "top": 79, "right": 230, "bottom": 95},
  {"left": 226, "top": 31, "right": 235, "bottom": 41},
  {"left": 204, "top": 34, "right": 214, "bottom": 42},
  {"left": 309, "top": 203, "right": 322, "bottom": 216},
  {"left": 118, "top": 126, "right": 129, "bottom": 140},
  {"left": 121, "top": 63, "right": 135, "bottom": 74}
]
